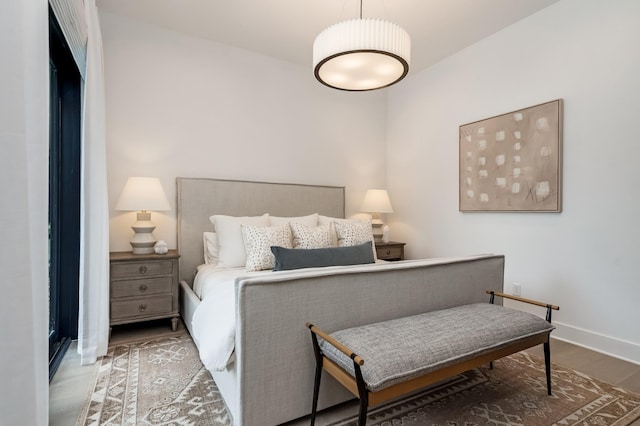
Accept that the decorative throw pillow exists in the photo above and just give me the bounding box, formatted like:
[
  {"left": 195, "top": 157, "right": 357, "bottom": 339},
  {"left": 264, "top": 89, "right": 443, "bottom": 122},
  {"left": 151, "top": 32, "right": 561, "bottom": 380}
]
[
  {"left": 203, "top": 232, "right": 219, "bottom": 265},
  {"left": 209, "top": 214, "right": 270, "bottom": 268},
  {"left": 241, "top": 224, "right": 292, "bottom": 272},
  {"left": 318, "top": 215, "right": 356, "bottom": 247},
  {"left": 333, "top": 219, "right": 377, "bottom": 259},
  {"left": 271, "top": 242, "right": 375, "bottom": 271},
  {"left": 290, "top": 222, "right": 332, "bottom": 249},
  {"left": 269, "top": 214, "right": 319, "bottom": 246}
]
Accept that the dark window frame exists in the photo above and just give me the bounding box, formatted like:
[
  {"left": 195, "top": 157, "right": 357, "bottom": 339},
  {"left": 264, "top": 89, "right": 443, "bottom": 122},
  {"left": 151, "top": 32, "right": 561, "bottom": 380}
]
[{"left": 49, "top": 6, "right": 81, "bottom": 380}]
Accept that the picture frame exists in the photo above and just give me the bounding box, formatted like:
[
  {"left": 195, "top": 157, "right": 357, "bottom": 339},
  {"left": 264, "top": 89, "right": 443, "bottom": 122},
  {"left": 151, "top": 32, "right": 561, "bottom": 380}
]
[{"left": 459, "top": 99, "right": 563, "bottom": 212}]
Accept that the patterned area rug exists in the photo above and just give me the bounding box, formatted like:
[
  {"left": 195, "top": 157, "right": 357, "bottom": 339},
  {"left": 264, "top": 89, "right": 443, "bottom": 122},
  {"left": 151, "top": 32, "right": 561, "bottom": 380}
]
[
  {"left": 77, "top": 334, "right": 640, "bottom": 425},
  {"left": 76, "top": 334, "right": 230, "bottom": 425},
  {"left": 328, "top": 353, "right": 640, "bottom": 426}
]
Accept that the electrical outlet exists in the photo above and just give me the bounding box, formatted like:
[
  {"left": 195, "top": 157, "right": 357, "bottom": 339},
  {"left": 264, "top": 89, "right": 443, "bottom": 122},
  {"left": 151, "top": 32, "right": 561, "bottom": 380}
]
[{"left": 512, "top": 282, "right": 522, "bottom": 297}]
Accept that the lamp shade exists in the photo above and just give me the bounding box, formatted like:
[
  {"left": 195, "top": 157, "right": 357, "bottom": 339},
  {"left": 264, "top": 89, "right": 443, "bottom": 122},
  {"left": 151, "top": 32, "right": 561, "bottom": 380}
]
[
  {"left": 361, "top": 189, "right": 394, "bottom": 213},
  {"left": 115, "top": 177, "right": 170, "bottom": 212},
  {"left": 313, "top": 18, "right": 410, "bottom": 91}
]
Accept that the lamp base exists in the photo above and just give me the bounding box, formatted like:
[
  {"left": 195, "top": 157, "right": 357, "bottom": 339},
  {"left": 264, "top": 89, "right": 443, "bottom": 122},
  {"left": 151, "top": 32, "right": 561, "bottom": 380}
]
[
  {"left": 371, "top": 217, "right": 384, "bottom": 243},
  {"left": 131, "top": 245, "right": 155, "bottom": 255},
  {"left": 129, "top": 211, "right": 157, "bottom": 255}
]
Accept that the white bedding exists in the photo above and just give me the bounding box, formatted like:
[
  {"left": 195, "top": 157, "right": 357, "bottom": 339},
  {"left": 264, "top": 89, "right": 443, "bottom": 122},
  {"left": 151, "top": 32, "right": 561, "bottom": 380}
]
[{"left": 191, "top": 265, "right": 267, "bottom": 371}]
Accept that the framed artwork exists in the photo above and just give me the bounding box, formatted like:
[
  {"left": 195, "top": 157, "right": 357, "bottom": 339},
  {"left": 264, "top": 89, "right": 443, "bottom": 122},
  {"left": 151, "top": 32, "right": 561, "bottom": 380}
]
[{"left": 459, "top": 99, "right": 563, "bottom": 212}]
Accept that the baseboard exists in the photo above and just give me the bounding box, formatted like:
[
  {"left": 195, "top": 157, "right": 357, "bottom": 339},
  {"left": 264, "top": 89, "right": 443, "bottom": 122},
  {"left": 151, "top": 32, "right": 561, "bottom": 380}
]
[{"left": 553, "top": 321, "right": 640, "bottom": 365}]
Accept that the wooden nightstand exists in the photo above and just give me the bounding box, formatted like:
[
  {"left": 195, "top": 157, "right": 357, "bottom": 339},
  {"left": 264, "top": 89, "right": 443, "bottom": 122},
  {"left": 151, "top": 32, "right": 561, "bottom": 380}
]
[
  {"left": 109, "top": 250, "right": 180, "bottom": 332},
  {"left": 375, "top": 241, "right": 406, "bottom": 261}
]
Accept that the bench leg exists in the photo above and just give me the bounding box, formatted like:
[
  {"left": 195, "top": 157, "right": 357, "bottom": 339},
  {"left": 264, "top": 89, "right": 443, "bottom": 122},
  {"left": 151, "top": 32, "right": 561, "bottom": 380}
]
[
  {"left": 357, "top": 396, "right": 368, "bottom": 426},
  {"left": 309, "top": 330, "right": 323, "bottom": 426},
  {"left": 544, "top": 340, "right": 552, "bottom": 395},
  {"left": 310, "top": 362, "right": 322, "bottom": 426},
  {"left": 354, "top": 362, "right": 369, "bottom": 426}
]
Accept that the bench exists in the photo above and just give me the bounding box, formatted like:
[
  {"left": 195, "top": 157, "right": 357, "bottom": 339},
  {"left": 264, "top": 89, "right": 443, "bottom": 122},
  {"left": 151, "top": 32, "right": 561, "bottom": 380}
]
[{"left": 306, "top": 290, "right": 559, "bottom": 426}]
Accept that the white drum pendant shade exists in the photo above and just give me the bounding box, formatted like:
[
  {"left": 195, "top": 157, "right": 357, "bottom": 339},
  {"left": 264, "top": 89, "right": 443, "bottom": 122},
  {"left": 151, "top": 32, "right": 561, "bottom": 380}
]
[{"left": 313, "top": 18, "right": 411, "bottom": 91}]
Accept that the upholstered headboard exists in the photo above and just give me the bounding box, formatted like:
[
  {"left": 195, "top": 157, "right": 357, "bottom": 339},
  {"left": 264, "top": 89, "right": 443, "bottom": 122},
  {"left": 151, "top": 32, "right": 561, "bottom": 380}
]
[{"left": 176, "top": 177, "right": 345, "bottom": 285}]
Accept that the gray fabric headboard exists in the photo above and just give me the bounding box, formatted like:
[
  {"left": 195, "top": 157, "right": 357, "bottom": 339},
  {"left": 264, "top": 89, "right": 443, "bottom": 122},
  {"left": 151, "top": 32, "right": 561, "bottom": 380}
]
[{"left": 176, "top": 177, "right": 345, "bottom": 285}]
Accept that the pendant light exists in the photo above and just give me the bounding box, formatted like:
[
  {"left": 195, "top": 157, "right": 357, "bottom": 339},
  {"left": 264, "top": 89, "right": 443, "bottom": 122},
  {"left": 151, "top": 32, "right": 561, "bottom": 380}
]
[{"left": 313, "top": 0, "right": 411, "bottom": 91}]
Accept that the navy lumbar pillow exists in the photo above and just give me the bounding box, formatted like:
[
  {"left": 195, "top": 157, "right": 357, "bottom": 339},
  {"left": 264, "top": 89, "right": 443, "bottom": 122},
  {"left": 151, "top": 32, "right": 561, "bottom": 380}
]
[{"left": 271, "top": 242, "right": 375, "bottom": 271}]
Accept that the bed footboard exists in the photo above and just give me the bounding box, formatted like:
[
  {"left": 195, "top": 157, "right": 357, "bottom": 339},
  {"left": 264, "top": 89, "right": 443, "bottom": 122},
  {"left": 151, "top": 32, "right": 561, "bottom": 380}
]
[{"left": 233, "top": 255, "right": 505, "bottom": 426}]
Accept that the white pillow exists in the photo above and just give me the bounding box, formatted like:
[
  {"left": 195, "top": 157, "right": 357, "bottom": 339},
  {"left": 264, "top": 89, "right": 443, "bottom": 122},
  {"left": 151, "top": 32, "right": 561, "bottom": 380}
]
[
  {"left": 318, "top": 214, "right": 342, "bottom": 226},
  {"left": 209, "top": 214, "right": 270, "bottom": 268},
  {"left": 333, "top": 219, "right": 377, "bottom": 260},
  {"left": 203, "top": 232, "right": 219, "bottom": 265},
  {"left": 290, "top": 222, "right": 332, "bottom": 249},
  {"left": 269, "top": 213, "right": 318, "bottom": 227},
  {"left": 241, "top": 224, "right": 292, "bottom": 272}
]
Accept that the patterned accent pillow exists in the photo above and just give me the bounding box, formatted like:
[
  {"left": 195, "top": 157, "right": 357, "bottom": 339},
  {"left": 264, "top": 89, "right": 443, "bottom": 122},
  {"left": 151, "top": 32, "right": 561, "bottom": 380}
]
[
  {"left": 290, "top": 222, "right": 332, "bottom": 249},
  {"left": 241, "top": 224, "right": 292, "bottom": 271},
  {"left": 318, "top": 215, "right": 369, "bottom": 247},
  {"left": 333, "top": 219, "right": 377, "bottom": 260}
]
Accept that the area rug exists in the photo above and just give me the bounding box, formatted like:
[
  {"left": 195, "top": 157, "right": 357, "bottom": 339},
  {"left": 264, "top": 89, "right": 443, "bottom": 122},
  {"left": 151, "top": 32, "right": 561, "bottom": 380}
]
[
  {"left": 77, "top": 334, "right": 640, "bottom": 425},
  {"left": 328, "top": 353, "right": 640, "bottom": 426},
  {"left": 76, "top": 334, "right": 230, "bottom": 425}
]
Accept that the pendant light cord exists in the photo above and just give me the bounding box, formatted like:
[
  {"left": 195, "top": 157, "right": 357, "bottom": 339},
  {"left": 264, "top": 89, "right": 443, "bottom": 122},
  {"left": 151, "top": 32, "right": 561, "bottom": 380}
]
[{"left": 360, "top": 0, "right": 363, "bottom": 19}]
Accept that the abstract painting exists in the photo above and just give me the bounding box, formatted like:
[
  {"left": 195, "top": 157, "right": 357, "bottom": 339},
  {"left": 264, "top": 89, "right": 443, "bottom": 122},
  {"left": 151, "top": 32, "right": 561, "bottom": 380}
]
[{"left": 459, "top": 99, "right": 563, "bottom": 212}]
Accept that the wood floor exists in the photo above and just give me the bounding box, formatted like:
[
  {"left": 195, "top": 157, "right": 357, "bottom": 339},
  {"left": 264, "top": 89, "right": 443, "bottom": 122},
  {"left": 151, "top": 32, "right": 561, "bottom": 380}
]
[{"left": 50, "top": 320, "right": 640, "bottom": 425}]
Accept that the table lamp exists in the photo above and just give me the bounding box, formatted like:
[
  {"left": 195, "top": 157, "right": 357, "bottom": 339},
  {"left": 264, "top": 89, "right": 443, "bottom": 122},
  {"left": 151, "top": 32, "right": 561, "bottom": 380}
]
[
  {"left": 115, "top": 177, "right": 170, "bottom": 254},
  {"left": 361, "top": 189, "right": 394, "bottom": 243}
]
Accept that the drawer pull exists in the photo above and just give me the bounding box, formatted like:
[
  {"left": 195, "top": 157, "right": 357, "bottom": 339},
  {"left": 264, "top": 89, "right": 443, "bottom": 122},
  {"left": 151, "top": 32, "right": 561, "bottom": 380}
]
[
  {"left": 386, "top": 249, "right": 391, "bottom": 255},
  {"left": 139, "top": 304, "right": 147, "bottom": 312},
  {"left": 139, "top": 284, "right": 147, "bottom": 293},
  {"left": 139, "top": 265, "right": 148, "bottom": 274}
]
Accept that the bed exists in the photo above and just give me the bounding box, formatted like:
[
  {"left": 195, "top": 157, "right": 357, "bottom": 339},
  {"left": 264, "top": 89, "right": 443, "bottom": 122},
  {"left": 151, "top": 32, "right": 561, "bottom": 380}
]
[{"left": 176, "top": 177, "right": 505, "bottom": 426}]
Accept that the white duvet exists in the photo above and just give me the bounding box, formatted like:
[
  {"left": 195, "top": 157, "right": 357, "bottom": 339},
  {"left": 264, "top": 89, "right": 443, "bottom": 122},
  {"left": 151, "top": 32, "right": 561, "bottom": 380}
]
[{"left": 190, "top": 265, "right": 266, "bottom": 371}]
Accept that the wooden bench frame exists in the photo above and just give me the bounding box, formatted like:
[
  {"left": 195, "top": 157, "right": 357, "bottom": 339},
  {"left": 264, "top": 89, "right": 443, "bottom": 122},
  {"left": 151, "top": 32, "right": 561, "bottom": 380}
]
[{"left": 306, "top": 291, "right": 560, "bottom": 426}]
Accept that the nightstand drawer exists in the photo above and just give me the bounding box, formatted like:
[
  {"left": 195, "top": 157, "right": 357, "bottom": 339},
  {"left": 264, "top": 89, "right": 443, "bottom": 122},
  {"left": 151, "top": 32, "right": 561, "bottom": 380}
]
[
  {"left": 110, "top": 295, "right": 173, "bottom": 320},
  {"left": 377, "top": 246, "right": 403, "bottom": 260},
  {"left": 110, "top": 260, "right": 174, "bottom": 278},
  {"left": 111, "top": 276, "right": 173, "bottom": 298},
  {"left": 374, "top": 242, "right": 406, "bottom": 261}
]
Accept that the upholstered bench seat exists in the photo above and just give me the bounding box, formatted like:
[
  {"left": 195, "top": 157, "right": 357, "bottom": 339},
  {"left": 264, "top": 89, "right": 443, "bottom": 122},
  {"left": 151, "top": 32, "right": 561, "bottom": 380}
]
[{"left": 320, "top": 303, "right": 555, "bottom": 392}]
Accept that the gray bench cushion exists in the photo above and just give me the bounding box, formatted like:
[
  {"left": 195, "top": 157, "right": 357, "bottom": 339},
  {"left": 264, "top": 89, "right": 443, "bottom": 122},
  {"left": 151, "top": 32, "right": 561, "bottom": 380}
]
[{"left": 320, "top": 303, "right": 555, "bottom": 392}]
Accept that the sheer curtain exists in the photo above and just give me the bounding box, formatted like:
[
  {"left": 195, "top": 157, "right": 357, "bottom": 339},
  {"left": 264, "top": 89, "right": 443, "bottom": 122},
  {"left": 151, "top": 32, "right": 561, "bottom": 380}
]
[{"left": 78, "top": 0, "right": 110, "bottom": 365}]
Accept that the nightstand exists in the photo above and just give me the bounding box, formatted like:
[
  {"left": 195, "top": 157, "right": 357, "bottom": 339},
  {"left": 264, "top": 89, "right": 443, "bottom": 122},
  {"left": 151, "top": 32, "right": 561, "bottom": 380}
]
[
  {"left": 375, "top": 241, "right": 406, "bottom": 261},
  {"left": 109, "top": 250, "right": 180, "bottom": 332}
]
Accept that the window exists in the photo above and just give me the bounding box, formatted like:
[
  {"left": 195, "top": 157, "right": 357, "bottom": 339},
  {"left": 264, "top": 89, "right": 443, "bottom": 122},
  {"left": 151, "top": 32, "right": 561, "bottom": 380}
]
[{"left": 49, "top": 6, "right": 81, "bottom": 379}]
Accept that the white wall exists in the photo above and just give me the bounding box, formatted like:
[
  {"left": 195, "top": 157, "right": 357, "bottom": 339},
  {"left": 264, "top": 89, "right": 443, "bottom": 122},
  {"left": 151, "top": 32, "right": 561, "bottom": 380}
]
[
  {"left": 387, "top": 0, "right": 640, "bottom": 363},
  {"left": 101, "top": 1, "right": 639, "bottom": 363},
  {"left": 1, "top": 1, "right": 49, "bottom": 424},
  {"left": 100, "top": 12, "right": 388, "bottom": 252}
]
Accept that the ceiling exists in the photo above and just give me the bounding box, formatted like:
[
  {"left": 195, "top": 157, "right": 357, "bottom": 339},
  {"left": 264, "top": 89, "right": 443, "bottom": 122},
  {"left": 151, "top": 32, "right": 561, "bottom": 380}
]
[{"left": 96, "top": 0, "right": 560, "bottom": 75}]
